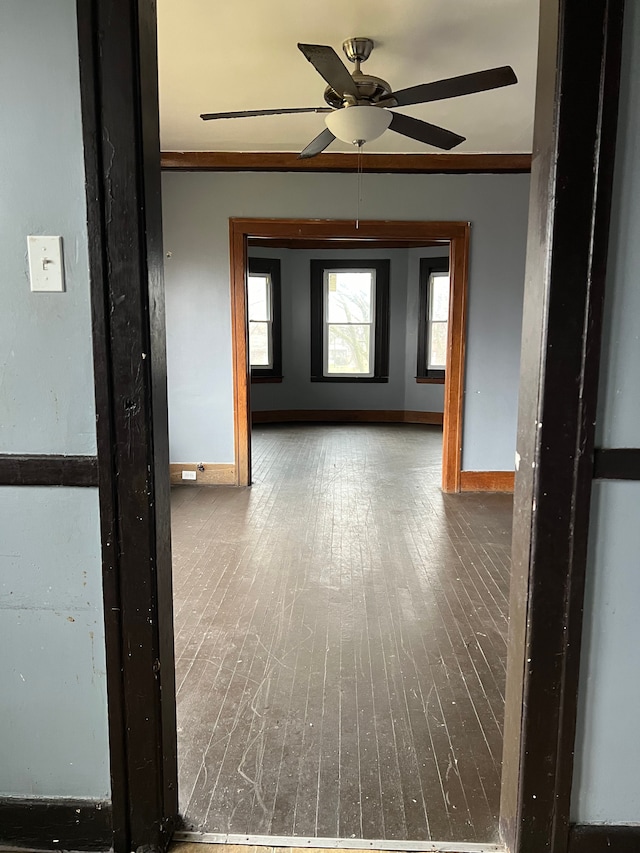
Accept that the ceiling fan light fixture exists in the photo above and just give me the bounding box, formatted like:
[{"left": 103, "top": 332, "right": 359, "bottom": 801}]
[{"left": 325, "top": 105, "right": 392, "bottom": 145}]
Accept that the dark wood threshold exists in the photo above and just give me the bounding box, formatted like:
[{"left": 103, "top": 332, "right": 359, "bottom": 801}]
[
  {"left": 0, "top": 798, "right": 112, "bottom": 851},
  {"left": 162, "top": 151, "right": 532, "bottom": 174},
  {"left": 568, "top": 823, "right": 640, "bottom": 853},
  {"left": 0, "top": 454, "right": 99, "bottom": 487},
  {"left": 593, "top": 448, "right": 640, "bottom": 480},
  {"left": 251, "top": 376, "right": 283, "bottom": 384},
  {"left": 416, "top": 377, "right": 446, "bottom": 385},
  {"left": 252, "top": 409, "right": 444, "bottom": 426}
]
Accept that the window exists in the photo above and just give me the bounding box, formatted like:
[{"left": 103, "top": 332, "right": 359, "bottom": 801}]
[
  {"left": 248, "top": 257, "right": 282, "bottom": 382},
  {"left": 417, "top": 256, "right": 450, "bottom": 383},
  {"left": 310, "top": 259, "right": 390, "bottom": 383}
]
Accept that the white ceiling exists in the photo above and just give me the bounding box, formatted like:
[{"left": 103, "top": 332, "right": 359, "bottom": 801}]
[{"left": 157, "top": 0, "right": 539, "bottom": 155}]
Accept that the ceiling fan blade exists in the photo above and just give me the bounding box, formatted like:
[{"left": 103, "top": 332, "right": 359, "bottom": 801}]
[
  {"left": 298, "top": 43, "right": 359, "bottom": 99},
  {"left": 201, "top": 106, "right": 331, "bottom": 121},
  {"left": 298, "top": 127, "right": 336, "bottom": 159},
  {"left": 389, "top": 112, "right": 465, "bottom": 150},
  {"left": 390, "top": 66, "right": 518, "bottom": 107}
]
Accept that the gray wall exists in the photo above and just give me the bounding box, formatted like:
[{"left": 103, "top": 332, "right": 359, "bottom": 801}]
[
  {"left": 571, "top": 0, "right": 640, "bottom": 823},
  {"left": 162, "top": 171, "right": 530, "bottom": 469},
  {"left": 0, "top": 0, "right": 110, "bottom": 799},
  {"left": 0, "top": 2, "right": 97, "bottom": 455},
  {"left": 249, "top": 246, "right": 446, "bottom": 414}
]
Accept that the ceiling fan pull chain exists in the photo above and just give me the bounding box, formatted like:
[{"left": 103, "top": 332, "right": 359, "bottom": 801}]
[{"left": 356, "top": 142, "right": 363, "bottom": 229}]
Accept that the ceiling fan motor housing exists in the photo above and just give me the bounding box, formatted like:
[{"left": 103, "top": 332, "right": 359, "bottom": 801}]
[
  {"left": 323, "top": 75, "right": 394, "bottom": 108},
  {"left": 323, "top": 36, "right": 394, "bottom": 107},
  {"left": 342, "top": 37, "right": 374, "bottom": 64}
]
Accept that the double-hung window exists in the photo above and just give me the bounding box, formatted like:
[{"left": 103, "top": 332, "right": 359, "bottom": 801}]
[
  {"left": 248, "top": 257, "right": 282, "bottom": 382},
  {"left": 310, "top": 259, "right": 390, "bottom": 382},
  {"left": 417, "top": 257, "right": 450, "bottom": 382}
]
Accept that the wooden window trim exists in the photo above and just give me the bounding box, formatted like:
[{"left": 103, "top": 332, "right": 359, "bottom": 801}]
[
  {"left": 248, "top": 257, "right": 282, "bottom": 381},
  {"left": 310, "top": 259, "right": 390, "bottom": 384},
  {"left": 417, "top": 256, "right": 450, "bottom": 382}
]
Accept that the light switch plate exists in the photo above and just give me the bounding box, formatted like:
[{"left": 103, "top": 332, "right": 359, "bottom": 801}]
[{"left": 28, "top": 235, "right": 65, "bottom": 292}]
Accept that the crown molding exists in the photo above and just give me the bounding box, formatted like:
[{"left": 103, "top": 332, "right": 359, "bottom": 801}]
[{"left": 161, "top": 150, "right": 532, "bottom": 173}]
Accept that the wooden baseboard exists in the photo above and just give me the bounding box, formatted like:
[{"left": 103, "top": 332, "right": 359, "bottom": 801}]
[
  {"left": 402, "top": 411, "right": 444, "bottom": 425},
  {"left": 0, "top": 797, "right": 112, "bottom": 851},
  {"left": 251, "top": 409, "right": 444, "bottom": 426},
  {"left": 569, "top": 824, "right": 640, "bottom": 852},
  {"left": 460, "top": 470, "right": 515, "bottom": 492},
  {"left": 170, "top": 463, "right": 236, "bottom": 485}
]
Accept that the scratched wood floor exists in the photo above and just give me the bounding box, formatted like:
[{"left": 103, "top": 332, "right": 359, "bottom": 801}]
[{"left": 171, "top": 424, "right": 512, "bottom": 843}]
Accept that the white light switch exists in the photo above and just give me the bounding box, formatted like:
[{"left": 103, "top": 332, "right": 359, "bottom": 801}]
[{"left": 28, "top": 236, "right": 65, "bottom": 292}]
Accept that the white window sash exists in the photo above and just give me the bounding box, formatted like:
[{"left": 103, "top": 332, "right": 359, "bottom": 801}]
[
  {"left": 322, "top": 269, "right": 376, "bottom": 378},
  {"left": 427, "top": 271, "right": 449, "bottom": 371},
  {"left": 248, "top": 273, "right": 273, "bottom": 369}
]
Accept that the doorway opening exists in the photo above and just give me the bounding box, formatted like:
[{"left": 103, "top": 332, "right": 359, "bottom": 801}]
[
  {"left": 73, "top": 1, "right": 626, "bottom": 851},
  {"left": 229, "top": 220, "right": 469, "bottom": 493},
  {"left": 245, "top": 232, "right": 451, "bottom": 483},
  {"left": 170, "top": 220, "right": 515, "bottom": 845}
]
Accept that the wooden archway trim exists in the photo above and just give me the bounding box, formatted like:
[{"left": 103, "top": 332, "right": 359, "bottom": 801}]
[{"left": 229, "top": 218, "right": 470, "bottom": 492}]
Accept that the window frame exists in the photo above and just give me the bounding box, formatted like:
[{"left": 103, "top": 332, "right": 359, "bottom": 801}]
[
  {"left": 416, "top": 256, "right": 450, "bottom": 384},
  {"left": 248, "top": 257, "right": 282, "bottom": 382},
  {"left": 310, "top": 258, "right": 390, "bottom": 383}
]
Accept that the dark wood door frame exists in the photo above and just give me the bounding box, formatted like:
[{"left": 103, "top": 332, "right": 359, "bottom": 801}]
[
  {"left": 230, "top": 218, "right": 469, "bottom": 492},
  {"left": 499, "top": 1, "right": 625, "bottom": 851},
  {"left": 76, "top": 1, "right": 178, "bottom": 851},
  {"left": 68, "top": 0, "right": 625, "bottom": 852}
]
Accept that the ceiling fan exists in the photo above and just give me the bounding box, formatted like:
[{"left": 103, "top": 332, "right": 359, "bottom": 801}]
[{"left": 200, "top": 38, "right": 518, "bottom": 159}]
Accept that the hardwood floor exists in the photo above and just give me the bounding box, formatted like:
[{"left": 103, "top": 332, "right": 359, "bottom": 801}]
[{"left": 171, "top": 425, "right": 512, "bottom": 844}]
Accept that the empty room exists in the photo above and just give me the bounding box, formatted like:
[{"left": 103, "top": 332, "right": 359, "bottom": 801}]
[{"left": 4, "top": 3, "right": 639, "bottom": 853}]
